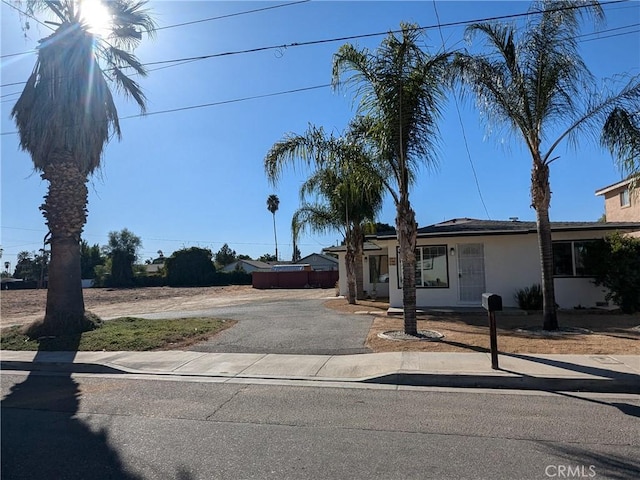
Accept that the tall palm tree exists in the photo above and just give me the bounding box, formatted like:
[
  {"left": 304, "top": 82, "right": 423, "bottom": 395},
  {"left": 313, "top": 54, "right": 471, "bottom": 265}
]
[
  {"left": 266, "top": 194, "right": 280, "bottom": 261},
  {"left": 453, "top": 0, "right": 640, "bottom": 330},
  {"left": 332, "top": 23, "right": 451, "bottom": 335},
  {"left": 11, "top": 0, "right": 155, "bottom": 337},
  {"left": 265, "top": 123, "right": 384, "bottom": 304}
]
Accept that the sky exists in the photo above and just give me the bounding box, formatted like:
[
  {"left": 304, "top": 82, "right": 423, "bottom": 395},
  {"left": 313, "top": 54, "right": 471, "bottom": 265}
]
[{"left": 1, "top": 0, "right": 639, "bottom": 273}]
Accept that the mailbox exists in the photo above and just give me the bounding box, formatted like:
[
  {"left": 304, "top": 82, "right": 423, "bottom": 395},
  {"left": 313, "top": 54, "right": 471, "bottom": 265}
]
[{"left": 481, "top": 293, "right": 502, "bottom": 312}]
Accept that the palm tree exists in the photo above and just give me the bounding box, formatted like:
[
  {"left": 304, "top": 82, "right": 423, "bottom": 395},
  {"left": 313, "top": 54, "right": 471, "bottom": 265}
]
[
  {"left": 11, "top": 0, "right": 155, "bottom": 337},
  {"left": 332, "top": 23, "right": 451, "bottom": 335},
  {"left": 265, "top": 123, "right": 384, "bottom": 304},
  {"left": 453, "top": 0, "right": 640, "bottom": 330},
  {"left": 266, "top": 194, "right": 280, "bottom": 261}
]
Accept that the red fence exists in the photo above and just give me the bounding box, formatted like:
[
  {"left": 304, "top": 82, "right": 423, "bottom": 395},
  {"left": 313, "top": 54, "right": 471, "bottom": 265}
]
[{"left": 252, "top": 270, "right": 339, "bottom": 289}]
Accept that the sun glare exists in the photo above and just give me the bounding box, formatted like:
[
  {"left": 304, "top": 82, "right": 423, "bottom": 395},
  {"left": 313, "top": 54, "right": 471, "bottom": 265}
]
[{"left": 79, "top": 0, "right": 113, "bottom": 38}]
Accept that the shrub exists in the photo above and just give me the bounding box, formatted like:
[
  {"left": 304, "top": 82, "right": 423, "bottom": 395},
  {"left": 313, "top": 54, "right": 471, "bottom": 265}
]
[
  {"left": 583, "top": 232, "right": 640, "bottom": 313},
  {"left": 165, "top": 247, "right": 216, "bottom": 287},
  {"left": 514, "top": 283, "right": 543, "bottom": 311}
]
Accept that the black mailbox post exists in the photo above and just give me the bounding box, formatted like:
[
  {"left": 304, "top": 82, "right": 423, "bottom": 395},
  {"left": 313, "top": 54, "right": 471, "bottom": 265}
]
[{"left": 481, "top": 293, "right": 502, "bottom": 370}]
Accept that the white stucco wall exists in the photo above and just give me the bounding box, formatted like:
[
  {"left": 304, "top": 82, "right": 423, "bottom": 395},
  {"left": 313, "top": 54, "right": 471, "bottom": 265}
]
[{"left": 379, "top": 229, "right": 621, "bottom": 309}]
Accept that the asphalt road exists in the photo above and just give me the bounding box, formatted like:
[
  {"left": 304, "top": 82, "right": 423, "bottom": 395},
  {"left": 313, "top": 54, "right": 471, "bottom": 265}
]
[
  {"left": 137, "top": 295, "right": 374, "bottom": 355},
  {"left": 2, "top": 371, "right": 639, "bottom": 480}
]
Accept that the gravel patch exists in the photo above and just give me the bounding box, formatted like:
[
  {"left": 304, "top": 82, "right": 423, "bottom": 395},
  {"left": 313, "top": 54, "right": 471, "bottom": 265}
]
[
  {"left": 514, "top": 326, "right": 593, "bottom": 336},
  {"left": 378, "top": 330, "right": 444, "bottom": 341}
]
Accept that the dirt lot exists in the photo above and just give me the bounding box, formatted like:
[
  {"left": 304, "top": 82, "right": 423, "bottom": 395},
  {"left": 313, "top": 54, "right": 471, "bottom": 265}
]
[{"left": 2, "top": 287, "right": 639, "bottom": 354}]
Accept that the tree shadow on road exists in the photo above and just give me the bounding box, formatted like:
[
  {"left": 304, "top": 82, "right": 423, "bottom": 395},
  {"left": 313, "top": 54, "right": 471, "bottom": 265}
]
[{"left": 1, "top": 335, "right": 143, "bottom": 480}]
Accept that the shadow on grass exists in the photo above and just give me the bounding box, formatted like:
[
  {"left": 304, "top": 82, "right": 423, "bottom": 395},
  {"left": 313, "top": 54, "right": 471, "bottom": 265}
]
[{"left": 1, "top": 335, "right": 144, "bottom": 479}]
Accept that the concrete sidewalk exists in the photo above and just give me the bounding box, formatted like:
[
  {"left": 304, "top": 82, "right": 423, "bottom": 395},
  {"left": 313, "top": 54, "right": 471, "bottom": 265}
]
[{"left": 1, "top": 350, "right": 638, "bottom": 393}]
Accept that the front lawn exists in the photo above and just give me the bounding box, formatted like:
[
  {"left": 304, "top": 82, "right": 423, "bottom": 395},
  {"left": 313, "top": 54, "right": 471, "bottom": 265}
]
[{"left": 0, "top": 317, "right": 235, "bottom": 351}]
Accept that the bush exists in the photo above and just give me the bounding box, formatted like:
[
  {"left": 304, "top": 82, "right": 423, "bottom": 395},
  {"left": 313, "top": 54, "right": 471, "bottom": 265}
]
[
  {"left": 213, "top": 271, "right": 252, "bottom": 286},
  {"left": 165, "top": 247, "right": 216, "bottom": 287},
  {"left": 583, "top": 232, "right": 640, "bottom": 313},
  {"left": 514, "top": 283, "right": 543, "bottom": 311}
]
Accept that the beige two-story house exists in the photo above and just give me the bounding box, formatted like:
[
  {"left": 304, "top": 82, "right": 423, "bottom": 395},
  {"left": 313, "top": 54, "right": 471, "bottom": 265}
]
[{"left": 595, "top": 178, "right": 639, "bottom": 222}]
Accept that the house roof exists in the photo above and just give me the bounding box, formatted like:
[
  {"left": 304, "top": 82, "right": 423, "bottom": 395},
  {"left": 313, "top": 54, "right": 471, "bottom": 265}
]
[
  {"left": 374, "top": 218, "right": 640, "bottom": 239},
  {"left": 595, "top": 178, "right": 633, "bottom": 196},
  {"left": 323, "top": 241, "right": 383, "bottom": 254},
  {"left": 298, "top": 253, "right": 339, "bottom": 264},
  {"left": 222, "top": 259, "right": 272, "bottom": 271}
]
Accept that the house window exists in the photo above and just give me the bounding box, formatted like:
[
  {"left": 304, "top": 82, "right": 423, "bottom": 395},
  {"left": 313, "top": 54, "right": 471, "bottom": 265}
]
[
  {"left": 397, "top": 246, "right": 449, "bottom": 288},
  {"left": 552, "top": 241, "right": 595, "bottom": 277},
  {"left": 369, "top": 255, "right": 389, "bottom": 283},
  {"left": 620, "top": 188, "right": 630, "bottom": 207}
]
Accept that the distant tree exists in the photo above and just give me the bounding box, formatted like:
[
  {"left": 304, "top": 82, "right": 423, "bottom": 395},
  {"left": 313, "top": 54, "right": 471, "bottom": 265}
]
[
  {"left": 237, "top": 254, "right": 253, "bottom": 260},
  {"left": 104, "top": 229, "right": 142, "bottom": 287},
  {"left": 258, "top": 253, "right": 277, "bottom": 262},
  {"left": 292, "top": 245, "right": 302, "bottom": 262},
  {"left": 267, "top": 194, "right": 280, "bottom": 260},
  {"left": 165, "top": 247, "right": 216, "bottom": 287},
  {"left": 13, "top": 251, "right": 40, "bottom": 282},
  {"left": 215, "top": 243, "right": 237, "bottom": 267},
  {"left": 80, "top": 240, "right": 105, "bottom": 279}
]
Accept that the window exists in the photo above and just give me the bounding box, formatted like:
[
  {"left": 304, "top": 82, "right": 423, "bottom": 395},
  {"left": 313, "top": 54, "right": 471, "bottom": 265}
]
[
  {"left": 552, "top": 241, "right": 595, "bottom": 277},
  {"left": 369, "top": 255, "right": 389, "bottom": 283},
  {"left": 620, "top": 188, "right": 630, "bottom": 207},
  {"left": 397, "top": 245, "right": 449, "bottom": 288}
]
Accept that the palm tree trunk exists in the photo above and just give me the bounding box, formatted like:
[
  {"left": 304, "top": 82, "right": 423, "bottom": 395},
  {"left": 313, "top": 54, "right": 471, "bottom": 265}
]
[
  {"left": 531, "top": 160, "right": 559, "bottom": 331},
  {"left": 272, "top": 213, "right": 278, "bottom": 261},
  {"left": 353, "top": 224, "right": 365, "bottom": 300},
  {"left": 397, "top": 199, "right": 418, "bottom": 335},
  {"left": 344, "top": 242, "right": 357, "bottom": 305},
  {"left": 28, "top": 161, "right": 89, "bottom": 337}
]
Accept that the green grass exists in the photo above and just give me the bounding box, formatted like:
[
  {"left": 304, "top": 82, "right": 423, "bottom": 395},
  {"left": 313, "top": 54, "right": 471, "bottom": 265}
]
[{"left": 0, "top": 317, "right": 235, "bottom": 351}]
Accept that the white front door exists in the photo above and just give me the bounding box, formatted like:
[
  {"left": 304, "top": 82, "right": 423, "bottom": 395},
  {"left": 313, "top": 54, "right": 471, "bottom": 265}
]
[{"left": 457, "top": 243, "right": 486, "bottom": 304}]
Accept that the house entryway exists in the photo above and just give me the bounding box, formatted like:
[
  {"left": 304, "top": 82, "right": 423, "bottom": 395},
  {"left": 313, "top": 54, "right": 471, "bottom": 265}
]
[{"left": 457, "top": 243, "right": 486, "bottom": 304}]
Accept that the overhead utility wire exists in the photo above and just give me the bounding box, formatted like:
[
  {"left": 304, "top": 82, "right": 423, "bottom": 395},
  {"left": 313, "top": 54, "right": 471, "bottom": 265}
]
[
  {"left": 1, "top": 0, "right": 633, "bottom": 89},
  {"left": 0, "top": 0, "right": 310, "bottom": 59},
  {"left": 155, "top": 0, "right": 310, "bottom": 31},
  {"left": 431, "top": 0, "right": 491, "bottom": 220}
]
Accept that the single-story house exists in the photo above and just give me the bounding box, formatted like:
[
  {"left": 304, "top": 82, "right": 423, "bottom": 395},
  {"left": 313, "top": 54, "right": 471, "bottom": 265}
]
[
  {"left": 325, "top": 218, "right": 640, "bottom": 309},
  {"left": 298, "top": 253, "right": 339, "bottom": 271},
  {"left": 221, "top": 259, "right": 272, "bottom": 273}
]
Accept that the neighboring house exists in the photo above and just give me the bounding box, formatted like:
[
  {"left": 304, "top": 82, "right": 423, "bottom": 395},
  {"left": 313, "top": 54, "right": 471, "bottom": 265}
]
[
  {"left": 325, "top": 218, "right": 640, "bottom": 309},
  {"left": 298, "top": 253, "right": 339, "bottom": 271},
  {"left": 221, "top": 259, "right": 272, "bottom": 273},
  {"left": 595, "top": 178, "right": 639, "bottom": 223}
]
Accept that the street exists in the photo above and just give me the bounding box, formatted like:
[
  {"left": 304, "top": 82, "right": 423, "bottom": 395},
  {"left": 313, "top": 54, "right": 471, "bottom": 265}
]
[{"left": 2, "top": 370, "right": 638, "bottom": 479}]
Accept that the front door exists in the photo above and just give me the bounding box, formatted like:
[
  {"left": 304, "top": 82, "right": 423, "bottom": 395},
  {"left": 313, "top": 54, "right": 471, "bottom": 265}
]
[{"left": 457, "top": 243, "right": 486, "bottom": 304}]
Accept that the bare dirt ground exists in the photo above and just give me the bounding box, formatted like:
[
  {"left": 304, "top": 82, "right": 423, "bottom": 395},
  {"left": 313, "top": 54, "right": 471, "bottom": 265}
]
[
  {"left": 2, "top": 287, "right": 639, "bottom": 354},
  {"left": 326, "top": 298, "right": 640, "bottom": 355},
  {"left": 0, "top": 285, "right": 330, "bottom": 329}
]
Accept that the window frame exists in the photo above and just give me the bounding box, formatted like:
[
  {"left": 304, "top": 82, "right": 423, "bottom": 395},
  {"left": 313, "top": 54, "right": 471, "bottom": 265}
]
[
  {"left": 552, "top": 240, "right": 596, "bottom": 278},
  {"left": 620, "top": 188, "right": 631, "bottom": 208},
  {"left": 397, "top": 245, "right": 450, "bottom": 289}
]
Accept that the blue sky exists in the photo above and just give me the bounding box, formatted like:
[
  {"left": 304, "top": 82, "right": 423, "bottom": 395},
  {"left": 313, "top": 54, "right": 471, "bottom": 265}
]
[{"left": 1, "top": 0, "right": 639, "bottom": 272}]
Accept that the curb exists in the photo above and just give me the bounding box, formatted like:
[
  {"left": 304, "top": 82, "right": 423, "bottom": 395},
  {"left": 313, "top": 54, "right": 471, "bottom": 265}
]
[{"left": 3, "top": 360, "right": 638, "bottom": 394}]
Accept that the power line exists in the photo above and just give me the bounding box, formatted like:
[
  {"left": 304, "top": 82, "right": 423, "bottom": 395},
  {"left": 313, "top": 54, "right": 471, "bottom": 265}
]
[
  {"left": 155, "top": 0, "right": 310, "bottom": 31},
  {"left": 432, "top": 0, "right": 491, "bottom": 220},
  {"left": 1, "top": 0, "right": 634, "bottom": 89},
  {"left": 1, "top": 83, "right": 331, "bottom": 135},
  {"left": 0, "top": 0, "right": 310, "bottom": 60}
]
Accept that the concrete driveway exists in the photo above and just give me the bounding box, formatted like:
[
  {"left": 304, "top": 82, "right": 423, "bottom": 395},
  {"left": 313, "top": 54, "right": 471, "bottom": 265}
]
[{"left": 136, "top": 289, "right": 374, "bottom": 355}]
